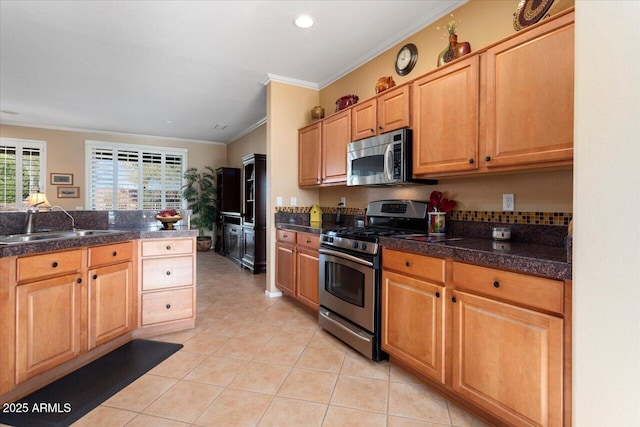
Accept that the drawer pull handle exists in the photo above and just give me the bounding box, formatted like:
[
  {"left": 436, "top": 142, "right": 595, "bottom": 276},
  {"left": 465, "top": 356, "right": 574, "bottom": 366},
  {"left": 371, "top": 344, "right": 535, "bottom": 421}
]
[
  {"left": 283, "top": 234, "right": 288, "bottom": 238},
  {"left": 93, "top": 274, "right": 98, "bottom": 280},
  {"left": 166, "top": 304, "right": 171, "bottom": 309},
  {"left": 493, "top": 281, "right": 501, "bottom": 288},
  {"left": 166, "top": 245, "right": 171, "bottom": 250},
  {"left": 112, "top": 251, "right": 117, "bottom": 257},
  {"left": 76, "top": 278, "right": 82, "bottom": 284},
  {"left": 52, "top": 262, "right": 58, "bottom": 268},
  {"left": 405, "top": 261, "right": 410, "bottom": 267},
  {"left": 166, "top": 271, "right": 171, "bottom": 276},
  {"left": 306, "top": 239, "right": 311, "bottom": 244},
  {"left": 451, "top": 296, "right": 457, "bottom": 303},
  {"left": 435, "top": 292, "right": 440, "bottom": 298}
]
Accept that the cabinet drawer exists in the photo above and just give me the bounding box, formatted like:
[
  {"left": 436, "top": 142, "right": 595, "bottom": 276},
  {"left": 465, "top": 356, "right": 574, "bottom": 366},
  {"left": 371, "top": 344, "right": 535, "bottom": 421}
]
[
  {"left": 142, "top": 256, "right": 193, "bottom": 290},
  {"left": 141, "top": 288, "right": 193, "bottom": 325},
  {"left": 452, "top": 262, "right": 564, "bottom": 313},
  {"left": 17, "top": 249, "right": 83, "bottom": 283},
  {"left": 88, "top": 241, "right": 133, "bottom": 267},
  {"left": 382, "top": 249, "right": 445, "bottom": 284},
  {"left": 141, "top": 238, "right": 193, "bottom": 257},
  {"left": 296, "top": 232, "right": 319, "bottom": 250},
  {"left": 277, "top": 229, "right": 296, "bottom": 243}
]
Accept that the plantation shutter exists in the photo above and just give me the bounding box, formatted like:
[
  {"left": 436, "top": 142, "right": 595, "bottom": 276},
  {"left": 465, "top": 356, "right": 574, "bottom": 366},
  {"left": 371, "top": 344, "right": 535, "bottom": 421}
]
[
  {"left": 86, "top": 141, "right": 186, "bottom": 210},
  {"left": 0, "top": 139, "right": 46, "bottom": 211}
]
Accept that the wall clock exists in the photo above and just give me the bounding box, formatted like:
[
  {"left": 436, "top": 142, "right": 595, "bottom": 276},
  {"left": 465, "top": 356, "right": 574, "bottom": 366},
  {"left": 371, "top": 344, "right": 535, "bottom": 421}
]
[
  {"left": 395, "top": 43, "right": 418, "bottom": 76},
  {"left": 513, "top": 0, "right": 555, "bottom": 31}
]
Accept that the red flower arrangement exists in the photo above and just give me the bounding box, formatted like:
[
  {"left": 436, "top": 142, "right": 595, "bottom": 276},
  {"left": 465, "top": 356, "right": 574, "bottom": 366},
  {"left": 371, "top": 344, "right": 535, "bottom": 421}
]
[{"left": 428, "top": 191, "right": 457, "bottom": 213}]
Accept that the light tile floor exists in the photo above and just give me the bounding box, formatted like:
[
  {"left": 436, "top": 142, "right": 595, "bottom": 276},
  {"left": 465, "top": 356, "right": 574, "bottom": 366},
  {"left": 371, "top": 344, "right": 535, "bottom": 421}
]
[{"left": 73, "top": 251, "right": 492, "bottom": 427}]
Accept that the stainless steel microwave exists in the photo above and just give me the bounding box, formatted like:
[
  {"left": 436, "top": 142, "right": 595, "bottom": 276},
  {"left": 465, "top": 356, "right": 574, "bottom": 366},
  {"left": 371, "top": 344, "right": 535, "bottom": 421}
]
[{"left": 347, "top": 128, "right": 434, "bottom": 186}]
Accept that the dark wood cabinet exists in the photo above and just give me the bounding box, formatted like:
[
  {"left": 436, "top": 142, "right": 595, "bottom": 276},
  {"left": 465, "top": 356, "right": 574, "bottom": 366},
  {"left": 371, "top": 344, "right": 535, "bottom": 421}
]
[
  {"left": 223, "top": 217, "right": 243, "bottom": 265},
  {"left": 215, "top": 167, "right": 241, "bottom": 253},
  {"left": 241, "top": 154, "right": 266, "bottom": 273}
]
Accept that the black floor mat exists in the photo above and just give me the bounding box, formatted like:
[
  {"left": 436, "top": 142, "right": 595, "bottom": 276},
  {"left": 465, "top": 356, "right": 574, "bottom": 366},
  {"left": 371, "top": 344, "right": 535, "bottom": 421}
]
[{"left": 0, "top": 339, "right": 183, "bottom": 427}]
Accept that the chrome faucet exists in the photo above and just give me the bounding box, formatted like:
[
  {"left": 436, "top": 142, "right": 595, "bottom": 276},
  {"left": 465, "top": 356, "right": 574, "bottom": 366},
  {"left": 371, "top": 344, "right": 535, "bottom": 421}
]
[
  {"left": 23, "top": 201, "right": 45, "bottom": 234},
  {"left": 51, "top": 206, "right": 76, "bottom": 232}
]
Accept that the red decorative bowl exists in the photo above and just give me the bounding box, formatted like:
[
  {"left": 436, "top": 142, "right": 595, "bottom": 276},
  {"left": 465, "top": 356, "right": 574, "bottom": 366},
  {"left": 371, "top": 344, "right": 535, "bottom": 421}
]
[{"left": 335, "top": 95, "right": 359, "bottom": 112}]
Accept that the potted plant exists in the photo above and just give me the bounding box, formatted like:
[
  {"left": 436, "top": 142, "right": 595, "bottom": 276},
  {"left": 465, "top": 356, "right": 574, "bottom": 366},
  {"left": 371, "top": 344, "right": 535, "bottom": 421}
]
[{"left": 182, "top": 166, "right": 217, "bottom": 251}]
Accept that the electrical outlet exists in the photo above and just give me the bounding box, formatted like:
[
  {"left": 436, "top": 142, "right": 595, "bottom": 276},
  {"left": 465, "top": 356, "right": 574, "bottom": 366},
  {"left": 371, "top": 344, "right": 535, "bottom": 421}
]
[
  {"left": 340, "top": 197, "right": 346, "bottom": 207},
  {"left": 503, "top": 194, "right": 515, "bottom": 212},
  {"left": 276, "top": 197, "right": 282, "bottom": 207},
  {"left": 290, "top": 196, "right": 297, "bottom": 207}
]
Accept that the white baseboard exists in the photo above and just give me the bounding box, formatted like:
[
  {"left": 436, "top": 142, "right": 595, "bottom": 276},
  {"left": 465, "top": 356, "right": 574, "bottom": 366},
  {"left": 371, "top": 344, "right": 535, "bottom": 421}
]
[{"left": 264, "top": 289, "right": 282, "bottom": 298}]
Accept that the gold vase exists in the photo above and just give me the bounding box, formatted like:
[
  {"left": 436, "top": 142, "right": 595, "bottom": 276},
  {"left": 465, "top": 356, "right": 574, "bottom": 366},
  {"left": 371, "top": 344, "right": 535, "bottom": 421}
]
[{"left": 311, "top": 106, "right": 325, "bottom": 120}]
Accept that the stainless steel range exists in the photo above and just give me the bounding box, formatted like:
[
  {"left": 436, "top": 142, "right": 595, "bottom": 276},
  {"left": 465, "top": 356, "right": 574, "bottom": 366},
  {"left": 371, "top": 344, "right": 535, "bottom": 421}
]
[{"left": 318, "top": 200, "right": 430, "bottom": 361}]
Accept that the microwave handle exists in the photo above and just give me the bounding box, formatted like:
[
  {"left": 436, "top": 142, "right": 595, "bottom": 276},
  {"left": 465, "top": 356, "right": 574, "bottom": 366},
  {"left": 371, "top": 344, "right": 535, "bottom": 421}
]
[{"left": 384, "top": 144, "right": 394, "bottom": 181}]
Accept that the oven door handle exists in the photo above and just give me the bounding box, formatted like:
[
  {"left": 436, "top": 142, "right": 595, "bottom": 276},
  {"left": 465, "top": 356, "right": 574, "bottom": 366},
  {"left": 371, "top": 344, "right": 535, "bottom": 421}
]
[{"left": 318, "top": 248, "right": 374, "bottom": 267}]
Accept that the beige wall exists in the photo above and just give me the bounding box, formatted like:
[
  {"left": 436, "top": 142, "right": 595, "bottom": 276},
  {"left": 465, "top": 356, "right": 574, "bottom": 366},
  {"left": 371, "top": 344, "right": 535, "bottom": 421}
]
[
  {"left": 0, "top": 124, "right": 226, "bottom": 211},
  {"left": 320, "top": 169, "right": 573, "bottom": 212},
  {"left": 227, "top": 123, "right": 267, "bottom": 169},
  {"left": 265, "top": 81, "right": 320, "bottom": 293}
]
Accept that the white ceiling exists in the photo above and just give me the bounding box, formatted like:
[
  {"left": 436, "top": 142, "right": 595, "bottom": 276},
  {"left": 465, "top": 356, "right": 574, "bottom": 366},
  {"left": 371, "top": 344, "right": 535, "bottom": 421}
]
[{"left": 0, "top": 0, "right": 464, "bottom": 144}]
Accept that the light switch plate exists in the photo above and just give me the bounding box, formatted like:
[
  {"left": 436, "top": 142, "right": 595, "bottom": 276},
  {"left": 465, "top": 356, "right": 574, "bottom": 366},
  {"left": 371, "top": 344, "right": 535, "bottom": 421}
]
[
  {"left": 276, "top": 197, "right": 282, "bottom": 207},
  {"left": 503, "top": 194, "right": 515, "bottom": 212},
  {"left": 340, "top": 197, "right": 346, "bottom": 207},
  {"left": 290, "top": 196, "right": 297, "bottom": 207}
]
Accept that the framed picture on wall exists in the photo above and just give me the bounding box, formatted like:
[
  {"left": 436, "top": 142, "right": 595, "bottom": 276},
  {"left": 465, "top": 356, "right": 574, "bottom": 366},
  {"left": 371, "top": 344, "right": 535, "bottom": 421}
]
[
  {"left": 57, "top": 186, "right": 79, "bottom": 198},
  {"left": 51, "top": 173, "right": 73, "bottom": 185}
]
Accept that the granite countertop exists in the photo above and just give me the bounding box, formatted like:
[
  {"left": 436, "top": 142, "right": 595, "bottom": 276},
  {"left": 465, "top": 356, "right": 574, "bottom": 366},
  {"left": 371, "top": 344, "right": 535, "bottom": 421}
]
[
  {"left": 276, "top": 223, "right": 572, "bottom": 280},
  {"left": 0, "top": 228, "right": 198, "bottom": 258}
]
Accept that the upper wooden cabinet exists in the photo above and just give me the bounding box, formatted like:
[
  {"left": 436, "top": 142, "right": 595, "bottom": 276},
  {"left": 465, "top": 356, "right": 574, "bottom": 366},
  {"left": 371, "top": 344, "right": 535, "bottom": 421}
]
[
  {"left": 321, "top": 108, "right": 351, "bottom": 185},
  {"left": 352, "top": 85, "right": 411, "bottom": 141},
  {"left": 484, "top": 12, "right": 574, "bottom": 169},
  {"left": 298, "top": 122, "right": 322, "bottom": 187},
  {"left": 412, "top": 55, "right": 480, "bottom": 175}
]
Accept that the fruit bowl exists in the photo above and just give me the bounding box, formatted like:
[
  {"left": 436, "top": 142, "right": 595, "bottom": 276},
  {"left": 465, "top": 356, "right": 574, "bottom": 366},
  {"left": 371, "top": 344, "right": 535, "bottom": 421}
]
[{"left": 156, "top": 211, "right": 182, "bottom": 230}]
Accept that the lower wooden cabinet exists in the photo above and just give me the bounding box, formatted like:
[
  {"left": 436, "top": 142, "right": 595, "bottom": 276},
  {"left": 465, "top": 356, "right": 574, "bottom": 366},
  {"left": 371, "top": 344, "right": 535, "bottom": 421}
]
[
  {"left": 382, "top": 248, "right": 569, "bottom": 427},
  {"left": 138, "top": 237, "right": 196, "bottom": 334},
  {"left": 451, "top": 290, "right": 563, "bottom": 426},
  {"left": 88, "top": 261, "right": 134, "bottom": 349},
  {"left": 382, "top": 270, "right": 445, "bottom": 383},
  {"left": 15, "top": 273, "right": 82, "bottom": 384},
  {"left": 275, "top": 229, "right": 320, "bottom": 310}
]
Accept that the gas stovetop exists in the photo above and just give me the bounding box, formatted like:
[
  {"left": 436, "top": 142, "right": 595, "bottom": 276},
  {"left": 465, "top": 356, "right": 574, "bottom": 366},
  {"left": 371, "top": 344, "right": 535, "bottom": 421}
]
[{"left": 320, "top": 200, "right": 432, "bottom": 255}]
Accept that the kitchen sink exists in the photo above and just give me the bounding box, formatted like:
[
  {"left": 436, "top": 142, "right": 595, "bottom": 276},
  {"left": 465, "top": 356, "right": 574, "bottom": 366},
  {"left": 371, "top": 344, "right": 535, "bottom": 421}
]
[{"left": 0, "top": 230, "right": 117, "bottom": 244}]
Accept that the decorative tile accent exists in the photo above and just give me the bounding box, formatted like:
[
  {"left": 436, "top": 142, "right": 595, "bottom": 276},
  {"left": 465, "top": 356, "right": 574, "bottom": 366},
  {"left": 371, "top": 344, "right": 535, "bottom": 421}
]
[
  {"left": 449, "top": 210, "right": 572, "bottom": 226},
  {"left": 275, "top": 207, "right": 572, "bottom": 226}
]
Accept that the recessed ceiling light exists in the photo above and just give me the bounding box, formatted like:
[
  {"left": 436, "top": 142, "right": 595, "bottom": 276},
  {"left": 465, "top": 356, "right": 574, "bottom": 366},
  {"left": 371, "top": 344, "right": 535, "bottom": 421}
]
[
  {"left": 294, "top": 14, "right": 314, "bottom": 29},
  {"left": 165, "top": 120, "right": 173, "bottom": 124},
  {"left": 1, "top": 110, "right": 19, "bottom": 115}
]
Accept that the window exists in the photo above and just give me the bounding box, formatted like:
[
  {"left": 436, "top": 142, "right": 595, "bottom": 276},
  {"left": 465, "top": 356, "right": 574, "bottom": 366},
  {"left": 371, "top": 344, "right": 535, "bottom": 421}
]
[
  {"left": 0, "top": 138, "right": 46, "bottom": 211},
  {"left": 85, "top": 141, "right": 187, "bottom": 210}
]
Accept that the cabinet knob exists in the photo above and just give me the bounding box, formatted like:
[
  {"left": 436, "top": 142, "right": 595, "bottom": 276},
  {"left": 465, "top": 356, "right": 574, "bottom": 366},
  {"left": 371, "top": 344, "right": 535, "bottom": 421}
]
[
  {"left": 93, "top": 274, "right": 98, "bottom": 280},
  {"left": 485, "top": 155, "right": 492, "bottom": 162},
  {"left": 405, "top": 261, "right": 410, "bottom": 267},
  {"left": 112, "top": 251, "right": 117, "bottom": 257},
  {"left": 451, "top": 296, "right": 457, "bottom": 303},
  {"left": 52, "top": 262, "right": 58, "bottom": 268},
  {"left": 166, "top": 245, "right": 171, "bottom": 250},
  {"left": 76, "top": 278, "right": 82, "bottom": 284},
  {"left": 378, "top": 126, "right": 383, "bottom": 130},
  {"left": 493, "top": 281, "right": 501, "bottom": 288},
  {"left": 468, "top": 158, "right": 475, "bottom": 164},
  {"left": 166, "top": 271, "right": 171, "bottom": 276},
  {"left": 165, "top": 304, "right": 171, "bottom": 309},
  {"left": 435, "top": 292, "right": 441, "bottom": 298},
  {"left": 306, "top": 239, "right": 311, "bottom": 244},
  {"left": 370, "top": 128, "right": 375, "bottom": 133}
]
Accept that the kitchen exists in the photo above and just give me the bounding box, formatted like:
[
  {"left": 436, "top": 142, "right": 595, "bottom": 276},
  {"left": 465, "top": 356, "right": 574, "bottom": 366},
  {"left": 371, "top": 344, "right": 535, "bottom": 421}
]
[{"left": 0, "top": 1, "right": 638, "bottom": 426}]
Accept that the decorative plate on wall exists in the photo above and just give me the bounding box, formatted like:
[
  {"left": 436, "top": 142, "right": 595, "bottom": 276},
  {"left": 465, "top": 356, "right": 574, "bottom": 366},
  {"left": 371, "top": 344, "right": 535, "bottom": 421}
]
[{"left": 513, "top": 0, "right": 555, "bottom": 31}]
